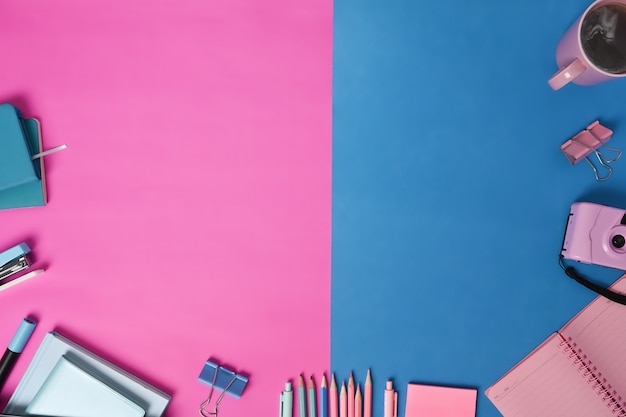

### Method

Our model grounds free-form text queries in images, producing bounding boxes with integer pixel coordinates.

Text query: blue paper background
[331,0,626,416]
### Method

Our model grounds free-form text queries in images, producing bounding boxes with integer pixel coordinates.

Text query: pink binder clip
[560,120,622,181]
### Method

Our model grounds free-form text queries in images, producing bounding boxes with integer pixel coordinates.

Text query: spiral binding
[559,336,626,416]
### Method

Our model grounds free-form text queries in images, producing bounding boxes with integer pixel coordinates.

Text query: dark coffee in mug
[581,3,626,73]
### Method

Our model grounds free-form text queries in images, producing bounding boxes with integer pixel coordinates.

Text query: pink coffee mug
[549,0,626,90]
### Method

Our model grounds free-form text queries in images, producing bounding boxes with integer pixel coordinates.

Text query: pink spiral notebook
[486,275,626,416]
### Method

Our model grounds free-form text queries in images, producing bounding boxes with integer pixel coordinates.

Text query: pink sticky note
[405,383,477,417]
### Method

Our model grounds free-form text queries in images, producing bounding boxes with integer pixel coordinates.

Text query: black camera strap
[560,256,626,305]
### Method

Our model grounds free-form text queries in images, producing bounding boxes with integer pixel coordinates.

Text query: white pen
[383,381,397,417]
[281,381,293,417]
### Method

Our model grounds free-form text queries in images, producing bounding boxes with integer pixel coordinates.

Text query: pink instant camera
[561,202,626,270]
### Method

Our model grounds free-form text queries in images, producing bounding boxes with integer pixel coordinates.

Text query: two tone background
[2,1,625,416]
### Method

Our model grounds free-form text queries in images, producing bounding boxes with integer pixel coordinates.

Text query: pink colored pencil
[348,373,355,417]
[340,381,347,417]
[330,374,338,417]
[364,370,372,417]
[355,384,362,417]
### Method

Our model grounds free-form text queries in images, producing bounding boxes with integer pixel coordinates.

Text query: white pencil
[0,269,44,292]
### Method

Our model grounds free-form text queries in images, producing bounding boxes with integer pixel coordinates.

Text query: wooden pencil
[355,384,362,417]
[330,374,338,417]
[364,370,372,417]
[348,373,355,417]
[340,381,347,417]
[299,374,307,417]
[320,374,328,417]
[309,376,317,417]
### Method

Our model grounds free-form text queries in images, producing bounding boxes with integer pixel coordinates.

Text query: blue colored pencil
[309,377,317,417]
[299,374,307,417]
[320,374,328,417]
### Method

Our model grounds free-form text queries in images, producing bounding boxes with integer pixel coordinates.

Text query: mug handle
[548,58,586,90]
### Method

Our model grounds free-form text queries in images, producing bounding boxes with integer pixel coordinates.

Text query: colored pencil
[347,373,355,417]
[321,374,328,417]
[355,384,362,417]
[330,374,338,417]
[364,370,372,417]
[299,374,307,417]
[340,381,347,417]
[309,376,317,417]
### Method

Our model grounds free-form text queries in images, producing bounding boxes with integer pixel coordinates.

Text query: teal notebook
[0,104,38,192]
[0,118,46,210]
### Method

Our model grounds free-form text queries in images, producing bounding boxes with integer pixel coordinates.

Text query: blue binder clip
[198,359,248,417]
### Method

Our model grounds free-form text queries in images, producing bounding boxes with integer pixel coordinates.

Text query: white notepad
[26,356,145,417]
[4,332,170,417]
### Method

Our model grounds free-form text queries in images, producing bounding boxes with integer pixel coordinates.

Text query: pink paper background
[0,1,332,415]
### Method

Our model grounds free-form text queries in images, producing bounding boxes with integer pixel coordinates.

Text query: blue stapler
[0,243,32,282]
[0,243,42,292]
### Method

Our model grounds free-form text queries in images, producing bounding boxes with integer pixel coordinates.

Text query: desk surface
[332,0,626,416]
[0,1,332,416]
[4,0,626,416]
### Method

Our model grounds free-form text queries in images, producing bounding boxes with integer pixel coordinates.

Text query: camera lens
[613,235,626,249]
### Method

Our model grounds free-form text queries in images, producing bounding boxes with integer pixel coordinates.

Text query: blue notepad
[0,104,38,193]
[0,117,46,210]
